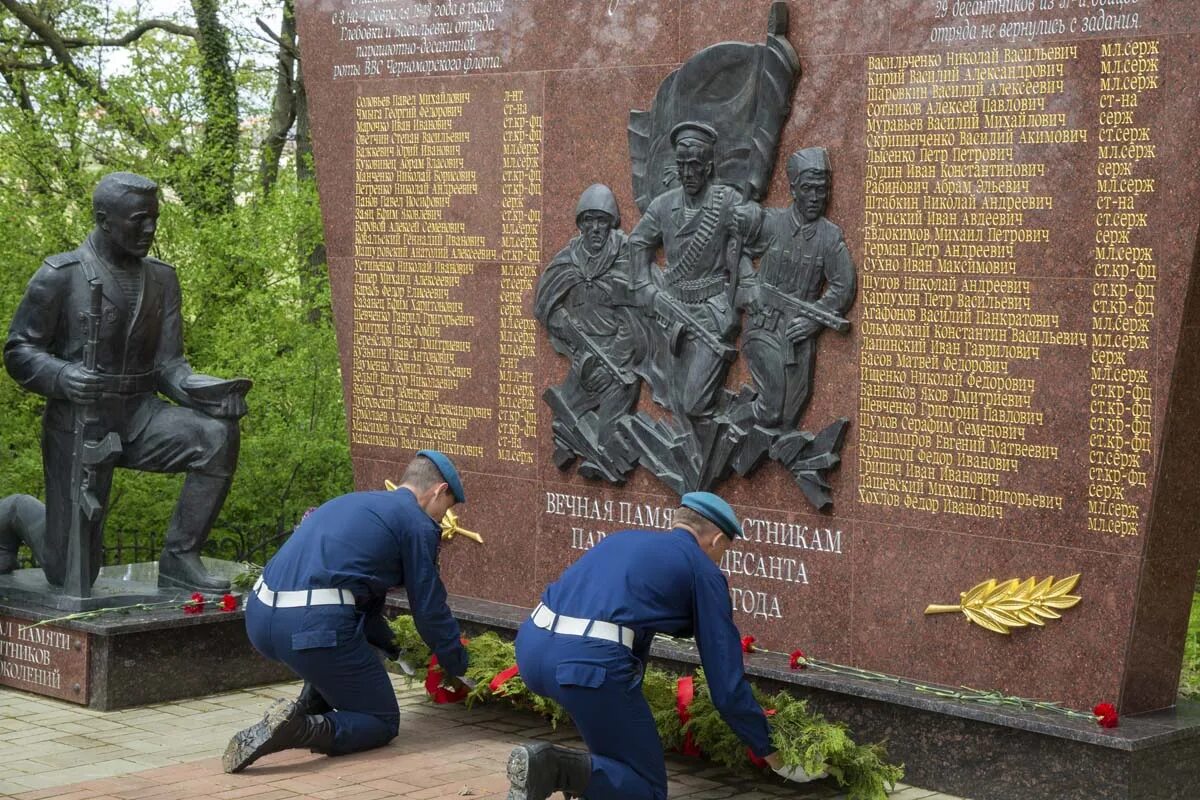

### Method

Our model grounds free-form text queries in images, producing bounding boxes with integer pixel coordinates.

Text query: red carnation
[219,594,239,612]
[790,649,807,670]
[1093,702,1119,728]
[741,635,756,653]
[183,592,205,615]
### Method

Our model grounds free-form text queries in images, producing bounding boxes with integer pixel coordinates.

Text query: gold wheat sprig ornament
[924,574,1082,634]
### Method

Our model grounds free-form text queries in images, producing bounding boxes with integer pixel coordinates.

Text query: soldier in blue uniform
[222,450,470,773]
[506,492,784,800]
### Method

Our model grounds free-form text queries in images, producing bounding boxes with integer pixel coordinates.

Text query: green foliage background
[1179,594,1200,700]
[0,1,352,566]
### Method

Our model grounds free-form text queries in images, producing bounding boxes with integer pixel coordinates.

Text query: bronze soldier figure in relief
[536,184,642,483]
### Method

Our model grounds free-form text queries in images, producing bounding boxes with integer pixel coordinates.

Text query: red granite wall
[297,0,1200,713]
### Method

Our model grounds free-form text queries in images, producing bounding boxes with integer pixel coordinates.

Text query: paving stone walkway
[0,678,967,800]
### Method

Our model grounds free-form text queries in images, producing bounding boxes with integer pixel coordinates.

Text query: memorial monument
[296,0,1200,795]
[0,172,251,599]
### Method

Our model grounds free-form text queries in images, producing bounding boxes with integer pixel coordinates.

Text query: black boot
[158,550,230,593]
[222,699,336,773]
[506,742,591,800]
[158,472,233,592]
[0,494,47,575]
[296,681,332,715]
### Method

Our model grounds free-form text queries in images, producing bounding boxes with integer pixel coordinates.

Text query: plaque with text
[297,0,1200,714]
[0,614,89,703]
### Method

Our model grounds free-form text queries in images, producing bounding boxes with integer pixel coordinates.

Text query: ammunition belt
[661,186,728,287]
[671,275,725,304]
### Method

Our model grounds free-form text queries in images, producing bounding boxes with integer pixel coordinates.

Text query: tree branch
[1,19,199,49]
[0,0,162,148]
[0,60,35,112]
[255,15,297,60]
[0,57,53,70]
[61,19,198,47]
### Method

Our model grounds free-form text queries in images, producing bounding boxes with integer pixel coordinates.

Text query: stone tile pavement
[0,678,968,800]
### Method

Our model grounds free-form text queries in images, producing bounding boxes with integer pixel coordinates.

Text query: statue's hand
[785,315,822,343]
[579,355,614,394]
[58,364,105,404]
[738,283,763,315]
[730,205,750,236]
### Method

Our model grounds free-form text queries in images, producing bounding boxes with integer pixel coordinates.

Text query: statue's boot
[158,472,232,593]
[0,494,47,575]
[506,742,591,800]
[222,699,335,773]
[296,681,332,715]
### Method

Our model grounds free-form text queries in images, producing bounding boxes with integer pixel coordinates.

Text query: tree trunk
[295,52,327,324]
[258,0,297,196]
[189,0,239,214]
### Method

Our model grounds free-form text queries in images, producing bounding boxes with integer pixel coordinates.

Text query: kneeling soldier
[223,450,471,772]
[507,492,783,800]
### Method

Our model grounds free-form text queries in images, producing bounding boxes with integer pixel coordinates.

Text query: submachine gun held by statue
[758,283,850,365]
[567,318,637,387]
[652,290,738,364]
[65,279,124,596]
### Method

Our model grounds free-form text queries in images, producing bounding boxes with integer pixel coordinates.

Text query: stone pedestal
[0,559,292,709]
[389,592,1200,800]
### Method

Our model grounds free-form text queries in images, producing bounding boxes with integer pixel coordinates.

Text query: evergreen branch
[388,616,904,800]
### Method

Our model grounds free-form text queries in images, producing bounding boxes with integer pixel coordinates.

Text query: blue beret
[680,492,741,539]
[416,449,466,503]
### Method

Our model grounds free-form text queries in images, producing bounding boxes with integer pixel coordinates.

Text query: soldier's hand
[580,357,614,393]
[446,674,476,693]
[730,204,754,237]
[773,763,828,784]
[785,316,822,343]
[58,364,105,404]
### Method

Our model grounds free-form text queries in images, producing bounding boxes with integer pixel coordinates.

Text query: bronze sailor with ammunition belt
[628,122,754,421]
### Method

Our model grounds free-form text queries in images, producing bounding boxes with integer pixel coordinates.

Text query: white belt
[253,577,356,609]
[531,603,634,649]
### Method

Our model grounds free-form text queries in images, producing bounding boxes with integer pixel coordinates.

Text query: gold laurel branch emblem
[439,509,484,544]
[383,479,484,544]
[924,574,1082,635]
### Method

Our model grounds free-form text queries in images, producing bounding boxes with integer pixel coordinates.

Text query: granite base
[387,593,1200,800]
[0,556,244,611]
[0,568,181,612]
[0,559,292,709]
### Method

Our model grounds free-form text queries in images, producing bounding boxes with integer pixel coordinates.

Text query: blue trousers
[515,621,666,800]
[245,594,399,754]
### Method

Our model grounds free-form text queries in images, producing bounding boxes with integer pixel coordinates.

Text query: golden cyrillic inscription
[350,90,491,457]
[860,47,1087,521]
